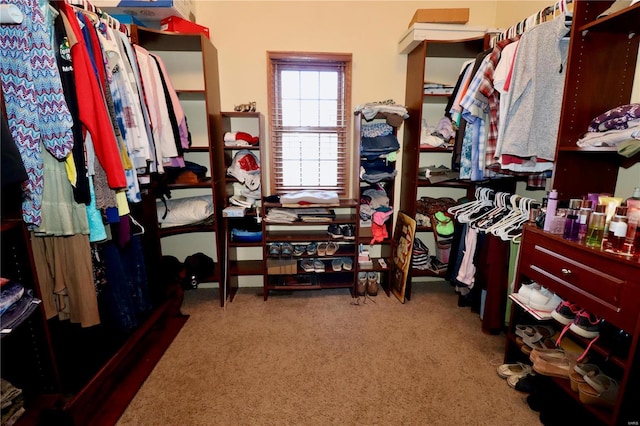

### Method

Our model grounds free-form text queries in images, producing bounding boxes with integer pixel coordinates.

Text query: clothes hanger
[449,187,494,223]
[490,196,531,240]
[129,214,145,236]
[485,194,523,235]
[471,192,512,231]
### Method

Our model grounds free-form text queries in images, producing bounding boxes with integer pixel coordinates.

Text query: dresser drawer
[519,226,640,334]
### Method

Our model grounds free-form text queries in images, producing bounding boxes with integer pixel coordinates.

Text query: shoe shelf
[508,294,553,321]
[506,225,640,426]
[358,257,390,272]
[261,202,358,300]
[228,260,263,276]
[158,223,216,237]
[266,273,354,292]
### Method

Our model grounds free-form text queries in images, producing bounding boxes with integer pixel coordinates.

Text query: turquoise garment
[87,176,108,243]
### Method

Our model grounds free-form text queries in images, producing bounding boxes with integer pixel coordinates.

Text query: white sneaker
[517,281,541,304]
[528,287,562,312]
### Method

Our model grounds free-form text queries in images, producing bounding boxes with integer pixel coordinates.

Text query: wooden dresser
[506,225,640,425]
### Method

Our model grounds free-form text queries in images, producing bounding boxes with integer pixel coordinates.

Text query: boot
[357,272,367,296]
[367,272,379,296]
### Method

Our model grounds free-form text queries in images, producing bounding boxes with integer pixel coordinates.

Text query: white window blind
[268,52,352,195]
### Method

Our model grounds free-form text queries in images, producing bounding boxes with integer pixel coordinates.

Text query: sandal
[570,363,601,392]
[326,241,338,256]
[497,362,532,379]
[578,374,619,408]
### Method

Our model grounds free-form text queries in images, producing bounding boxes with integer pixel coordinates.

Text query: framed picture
[390,212,416,303]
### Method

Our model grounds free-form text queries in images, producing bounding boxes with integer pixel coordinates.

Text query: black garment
[1,102,28,218]
[54,13,90,204]
[150,54,183,157]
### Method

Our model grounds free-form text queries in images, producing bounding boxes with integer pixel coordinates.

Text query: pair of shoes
[357,272,367,296]
[578,373,619,408]
[530,349,575,379]
[528,286,562,312]
[366,272,378,296]
[268,243,281,257]
[496,362,532,379]
[281,243,293,256]
[327,224,356,240]
[554,307,601,362]
[569,363,601,393]
[514,324,556,355]
[516,281,541,304]
[551,300,582,325]
[300,259,315,272]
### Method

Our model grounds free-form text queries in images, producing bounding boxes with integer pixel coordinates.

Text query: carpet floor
[117,281,542,425]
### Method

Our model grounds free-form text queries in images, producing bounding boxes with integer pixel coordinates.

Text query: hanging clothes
[0,0,74,227]
[500,14,570,163]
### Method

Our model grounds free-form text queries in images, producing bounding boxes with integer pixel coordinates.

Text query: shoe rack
[261,200,359,300]
[399,27,491,298]
[505,225,640,425]
[354,112,401,297]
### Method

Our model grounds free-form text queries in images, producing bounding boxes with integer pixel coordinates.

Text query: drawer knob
[561,268,572,276]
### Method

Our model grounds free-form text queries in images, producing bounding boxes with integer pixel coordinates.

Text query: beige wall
[195,0,639,197]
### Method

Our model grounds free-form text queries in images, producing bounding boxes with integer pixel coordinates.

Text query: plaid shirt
[474,38,519,171]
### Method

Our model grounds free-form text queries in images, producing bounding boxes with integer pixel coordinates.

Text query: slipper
[570,363,601,392]
[532,353,573,379]
[497,362,532,379]
[317,242,327,256]
[326,241,338,256]
[579,374,619,408]
[521,338,556,355]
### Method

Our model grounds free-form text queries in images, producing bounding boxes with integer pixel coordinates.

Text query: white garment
[500,15,570,161]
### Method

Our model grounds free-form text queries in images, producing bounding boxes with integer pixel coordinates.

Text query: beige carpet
[117,281,542,425]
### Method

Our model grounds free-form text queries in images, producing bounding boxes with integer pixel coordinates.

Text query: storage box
[267,259,297,275]
[408,8,469,27]
[93,0,195,23]
[161,15,210,38]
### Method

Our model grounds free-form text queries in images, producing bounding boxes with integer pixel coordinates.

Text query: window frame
[267,51,353,197]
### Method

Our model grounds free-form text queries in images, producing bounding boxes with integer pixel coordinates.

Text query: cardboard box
[93,0,195,23]
[161,15,210,38]
[267,259,297,275]
[408,8,469,27]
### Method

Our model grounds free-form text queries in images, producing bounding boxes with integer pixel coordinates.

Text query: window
[267,52,352,196]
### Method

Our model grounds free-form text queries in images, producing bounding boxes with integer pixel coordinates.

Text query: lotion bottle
[543,189,558,232]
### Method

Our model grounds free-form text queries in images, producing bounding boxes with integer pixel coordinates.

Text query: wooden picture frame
[390,212,416,303]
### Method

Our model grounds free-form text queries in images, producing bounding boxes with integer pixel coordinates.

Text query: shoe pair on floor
[356,272,378,296]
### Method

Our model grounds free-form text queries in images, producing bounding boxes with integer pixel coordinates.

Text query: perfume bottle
[577,199,593,242]
[563,199,581,241]
[605,206,628,253]
[586,204,607,249]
